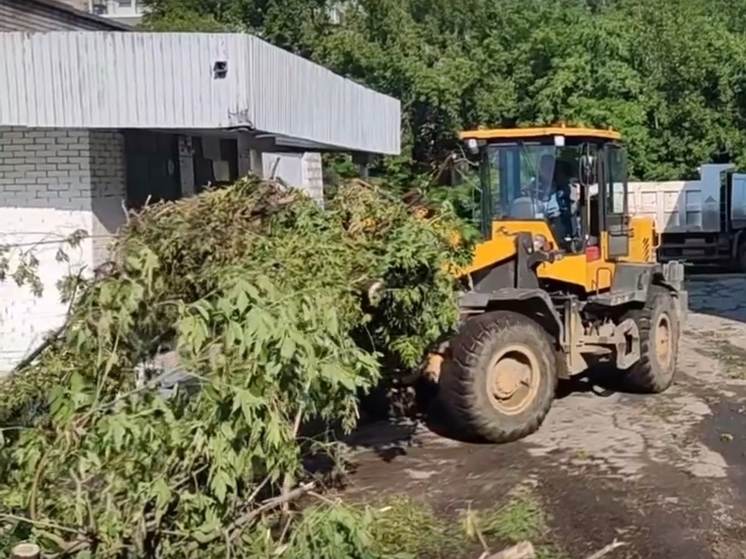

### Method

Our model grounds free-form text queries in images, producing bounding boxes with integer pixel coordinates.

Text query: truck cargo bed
[627,164,733,235]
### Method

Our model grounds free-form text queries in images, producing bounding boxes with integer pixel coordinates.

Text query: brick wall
[0,127,126,373]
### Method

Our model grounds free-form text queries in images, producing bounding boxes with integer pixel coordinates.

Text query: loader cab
[461,126,630,261]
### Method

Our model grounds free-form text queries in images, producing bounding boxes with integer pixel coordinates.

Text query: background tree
[142,0,746,181]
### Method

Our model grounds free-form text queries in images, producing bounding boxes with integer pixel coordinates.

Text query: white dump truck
[627,163,746,269]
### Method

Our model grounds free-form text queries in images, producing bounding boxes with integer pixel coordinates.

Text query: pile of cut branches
[0,176,472,558]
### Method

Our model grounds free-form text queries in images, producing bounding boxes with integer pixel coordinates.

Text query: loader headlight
[532,234,547,252]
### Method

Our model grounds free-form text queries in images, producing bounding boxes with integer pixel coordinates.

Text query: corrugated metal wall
[0,0,122,31]
[0,32,401,155]
[248,38,401,157]
[0,33,253,129]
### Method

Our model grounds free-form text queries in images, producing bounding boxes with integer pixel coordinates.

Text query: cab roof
[459,126,621,142]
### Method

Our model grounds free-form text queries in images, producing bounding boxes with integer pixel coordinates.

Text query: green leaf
[99,281,116,306]
[320,362,357,391]
[225,320,243,348]
[152,477,172,513]
[108,419,126,450]
[104,351,119,375]
[279,334,296,361]
[69,371,86,395]
[49,386,70,420]
[220,422,234,440]
[235,289,250,315]
[233,388,261,423]
[210,469,231,503]
[193,300,212,322]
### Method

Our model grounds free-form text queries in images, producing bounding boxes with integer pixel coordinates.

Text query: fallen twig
[0,514,81,536]
[584,539,626,559]
[269,156,281,180]
[226,481,316,542]
[120,199,131,224]
[427,152,455,188]
[481,541,535,559]
[281,406,305,514]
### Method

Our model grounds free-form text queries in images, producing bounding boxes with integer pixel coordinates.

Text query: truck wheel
[621,286,679,393]
[439,310,557,443]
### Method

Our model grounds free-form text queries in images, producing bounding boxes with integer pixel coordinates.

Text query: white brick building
[0,128,126,368]
[0,30,401,374]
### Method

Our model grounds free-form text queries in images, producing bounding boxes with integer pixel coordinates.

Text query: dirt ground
[343,275,746,559]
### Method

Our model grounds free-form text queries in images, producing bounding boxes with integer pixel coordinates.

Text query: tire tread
[622,286,679,393]
[440,310,557,443]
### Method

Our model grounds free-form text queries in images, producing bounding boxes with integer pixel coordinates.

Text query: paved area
[345,275,746,559]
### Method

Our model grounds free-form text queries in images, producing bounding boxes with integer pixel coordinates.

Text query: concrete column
[250,150,263,176]
[177,135,196,197]
[237,133,264,178]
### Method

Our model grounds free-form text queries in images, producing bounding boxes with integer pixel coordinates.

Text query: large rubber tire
[439,310,558,443]
[620,286,680,393]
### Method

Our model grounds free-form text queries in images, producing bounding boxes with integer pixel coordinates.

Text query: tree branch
[584,539,626,559]
[479,541,535,559]
[226,481,315,543]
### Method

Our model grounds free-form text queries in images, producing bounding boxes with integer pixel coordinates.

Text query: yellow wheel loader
[430,125,688,443]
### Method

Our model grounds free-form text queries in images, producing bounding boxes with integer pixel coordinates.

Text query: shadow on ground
[348,369,635,469]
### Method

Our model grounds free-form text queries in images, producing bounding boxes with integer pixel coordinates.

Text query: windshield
[487,144,585,217]
[484,143,595,250]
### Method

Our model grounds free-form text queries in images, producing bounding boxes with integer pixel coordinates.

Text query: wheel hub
[487,345,540,416]
[655,313,672,369]
[493,359,527,398]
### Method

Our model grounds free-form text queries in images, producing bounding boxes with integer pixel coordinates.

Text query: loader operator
[537,154,578,251]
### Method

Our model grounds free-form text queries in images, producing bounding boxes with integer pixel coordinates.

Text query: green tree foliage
[143,0,746,180]
[0,178,471,558]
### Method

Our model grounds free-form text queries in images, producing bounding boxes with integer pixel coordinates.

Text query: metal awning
[0,32,401,155]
